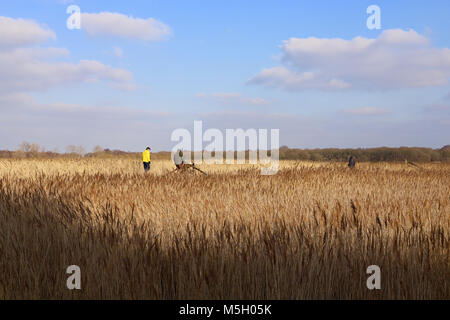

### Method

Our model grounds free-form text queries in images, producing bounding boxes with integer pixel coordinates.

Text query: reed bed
[0,158,448,299]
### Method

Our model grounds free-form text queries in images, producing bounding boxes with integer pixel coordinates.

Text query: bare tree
[18,142,43,155]
[93,145,104,153]
[66,145,86,156]
[29,143,41,154]
[18,142,31,153]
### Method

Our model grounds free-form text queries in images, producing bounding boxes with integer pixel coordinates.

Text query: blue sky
[0,0,449,152]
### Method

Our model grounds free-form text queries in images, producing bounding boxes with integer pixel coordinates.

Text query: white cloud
[342,107,390,115]
[0,16,56,48]
[248,67,351,91]
[0,47,133,94]
[81,12,171,41]
[0,16,157,151]
[249,29,450,91]
[0,17,135,95]
[196,92,269,106]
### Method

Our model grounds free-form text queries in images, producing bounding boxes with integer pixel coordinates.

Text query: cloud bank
[81,12,172,41]
[0,16,56,48]
[0,15,165,151]
[249,29,450,91]
[0,16,135,95]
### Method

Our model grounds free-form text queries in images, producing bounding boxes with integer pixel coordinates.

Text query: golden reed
[0,158,448,299]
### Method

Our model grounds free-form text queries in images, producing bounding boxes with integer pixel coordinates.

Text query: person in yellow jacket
[142,147,151,172]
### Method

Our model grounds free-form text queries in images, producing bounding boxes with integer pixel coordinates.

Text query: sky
[0,0,449,152]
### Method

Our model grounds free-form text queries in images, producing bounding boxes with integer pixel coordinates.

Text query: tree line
[1,142,449,162]
[277,146,450,162]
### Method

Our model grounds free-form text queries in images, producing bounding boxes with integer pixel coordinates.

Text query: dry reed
[0,159,448,299]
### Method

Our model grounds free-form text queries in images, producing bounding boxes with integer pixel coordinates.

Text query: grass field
[0,158,448,299]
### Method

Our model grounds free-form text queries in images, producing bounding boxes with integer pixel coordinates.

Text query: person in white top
[174,149,185,170]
